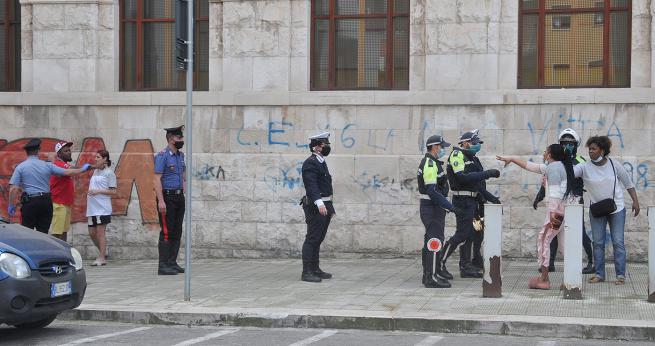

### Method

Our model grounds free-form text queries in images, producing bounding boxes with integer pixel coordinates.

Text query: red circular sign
[427,238,442,252]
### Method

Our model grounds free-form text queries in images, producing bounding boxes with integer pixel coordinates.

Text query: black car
[0,217,86,328]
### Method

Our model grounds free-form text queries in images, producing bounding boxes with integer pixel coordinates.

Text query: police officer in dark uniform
[300,132,335,283]
[441,130,501,279]
[154,126,186,275]
[8,139,90,233]
[534,128,594,274]
[417,135,463,288]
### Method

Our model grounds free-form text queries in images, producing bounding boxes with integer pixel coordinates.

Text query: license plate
[51,281,72,298]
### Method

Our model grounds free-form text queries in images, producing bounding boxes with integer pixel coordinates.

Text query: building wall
[1,0,654,261]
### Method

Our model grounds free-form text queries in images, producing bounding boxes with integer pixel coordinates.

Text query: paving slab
[61,259,655,340]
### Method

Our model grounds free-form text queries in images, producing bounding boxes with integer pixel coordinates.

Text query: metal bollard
[483,204,502,298]
[562,203,583,300]
[648,207,655,302]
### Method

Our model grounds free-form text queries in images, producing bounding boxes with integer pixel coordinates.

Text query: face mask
[563,143,575,154]
[437,148,447,158]
[592,155,604,163]
[320,144,331,157]
[468,143,481,153]
[174,141,185,150]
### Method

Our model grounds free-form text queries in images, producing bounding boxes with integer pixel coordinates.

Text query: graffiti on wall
[527,113,625,155]
[238,121,396,152]
[0,137,159,224]
[193,163,225,181]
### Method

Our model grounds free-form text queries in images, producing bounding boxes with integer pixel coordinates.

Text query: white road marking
[414,335,444,346]
[58,326,152,346]
[288,330,338,346]
[537,341,557,346]
[172,328,240,346]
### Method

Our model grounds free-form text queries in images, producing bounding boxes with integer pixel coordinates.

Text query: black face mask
[174,141,185,150]
[320,144,331,157]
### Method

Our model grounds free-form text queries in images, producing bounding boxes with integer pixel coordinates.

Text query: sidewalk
[62,258,655,341]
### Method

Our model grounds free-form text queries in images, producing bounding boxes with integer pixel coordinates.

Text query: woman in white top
[573,136,639,285]
[86,150,117,266]
[497,144,576,289]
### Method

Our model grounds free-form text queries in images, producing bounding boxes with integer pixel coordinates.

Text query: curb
[60,307,655,341]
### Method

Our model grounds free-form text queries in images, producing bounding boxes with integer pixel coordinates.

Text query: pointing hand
[80,163,91,172]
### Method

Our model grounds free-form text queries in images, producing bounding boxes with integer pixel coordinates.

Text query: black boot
[301,261,322,282]
[582,262,595,274]
[423,250,451,288]
[439,241,457,280]
[168,240,185,273]
[314,260,332,279]
[158,241,178,275]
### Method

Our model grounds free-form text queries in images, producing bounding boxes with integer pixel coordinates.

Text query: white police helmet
[558,128,580,144]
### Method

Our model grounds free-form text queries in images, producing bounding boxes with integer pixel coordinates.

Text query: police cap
[426,135,450,148]
[309,131,330,147]
[458,129,483,144]
[23,138,41,150]
[165,125,184,137]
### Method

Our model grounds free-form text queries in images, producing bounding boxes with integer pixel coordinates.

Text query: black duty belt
[163,189,183,195]
[452,191,479,198]
[26,192,51,198]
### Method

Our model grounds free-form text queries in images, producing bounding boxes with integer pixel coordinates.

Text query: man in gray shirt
[8,138,90,233]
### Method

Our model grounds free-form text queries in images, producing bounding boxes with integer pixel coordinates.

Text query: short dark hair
[25,148,39,156]
[585,135,612,156]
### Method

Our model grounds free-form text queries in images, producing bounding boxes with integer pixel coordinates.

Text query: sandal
[588,276,604,283]
[614,277,625,285]
[91,259,107,266]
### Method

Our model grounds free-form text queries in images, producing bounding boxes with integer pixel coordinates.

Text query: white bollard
[562,203,583,300]
[483,204,502,298]
[648,207,655,302]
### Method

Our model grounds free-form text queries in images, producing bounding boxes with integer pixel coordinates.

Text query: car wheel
[13,314,58,329]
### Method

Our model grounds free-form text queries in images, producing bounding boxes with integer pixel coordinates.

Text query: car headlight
[70,247,83,271]
[0,253,32,279]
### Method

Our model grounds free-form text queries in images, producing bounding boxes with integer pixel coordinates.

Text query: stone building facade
[0,0,654,261]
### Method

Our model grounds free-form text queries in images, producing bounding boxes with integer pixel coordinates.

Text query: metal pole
[648,207,655,302]
[482,204,502,298]
[562,203,583,300]
[184,0,194,302]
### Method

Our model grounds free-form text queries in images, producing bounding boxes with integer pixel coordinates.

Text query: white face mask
[592,155,604,163]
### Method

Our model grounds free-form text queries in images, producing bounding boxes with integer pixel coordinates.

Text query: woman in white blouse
[573,136,639,285]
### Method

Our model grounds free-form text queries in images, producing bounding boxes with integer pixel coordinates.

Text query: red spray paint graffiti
[0,137,158,225]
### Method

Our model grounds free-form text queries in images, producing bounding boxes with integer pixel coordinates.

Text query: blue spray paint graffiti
[623,161,653,191]
[263,160,304,192]
[527,114,624,154]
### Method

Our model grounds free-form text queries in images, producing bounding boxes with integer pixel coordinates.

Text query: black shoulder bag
[589,158,617,218]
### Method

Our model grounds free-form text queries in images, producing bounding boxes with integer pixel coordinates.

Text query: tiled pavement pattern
[79,258,654,321]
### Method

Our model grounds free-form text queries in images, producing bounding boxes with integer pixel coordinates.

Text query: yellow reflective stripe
[449,151,465,173]
[575,155,586,164]
[422,158,438,184]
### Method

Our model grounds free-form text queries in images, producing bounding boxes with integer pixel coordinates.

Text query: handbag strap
[608,158,617,199]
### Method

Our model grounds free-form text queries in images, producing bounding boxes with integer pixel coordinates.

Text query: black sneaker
[582,263,595,274]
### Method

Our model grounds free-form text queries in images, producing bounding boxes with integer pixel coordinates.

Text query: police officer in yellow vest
[418,135,464,288]
[441,129,501,279]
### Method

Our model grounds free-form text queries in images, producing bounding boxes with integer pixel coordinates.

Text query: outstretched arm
[496,156,545,174]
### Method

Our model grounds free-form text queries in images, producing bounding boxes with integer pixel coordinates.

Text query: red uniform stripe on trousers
[160,211,169,241]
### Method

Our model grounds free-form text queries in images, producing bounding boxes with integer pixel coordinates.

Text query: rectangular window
[311,0,409,90]
[0,0,20,91]
[120,0,208,91]
[518,0,631,88]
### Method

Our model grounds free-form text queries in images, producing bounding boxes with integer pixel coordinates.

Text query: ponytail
[548,143,575,199]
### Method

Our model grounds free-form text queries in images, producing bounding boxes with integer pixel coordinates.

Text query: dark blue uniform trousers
[302,201,334,262]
